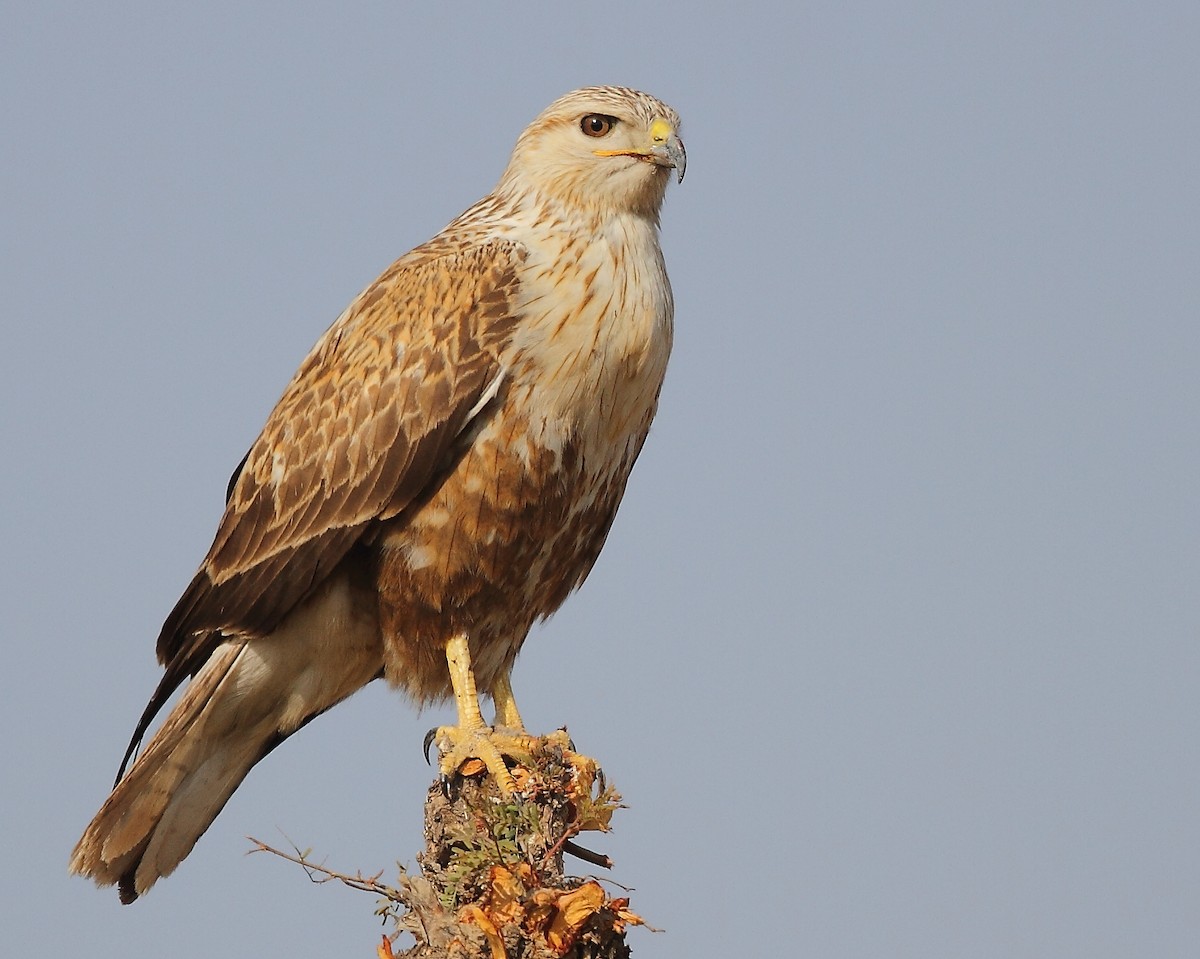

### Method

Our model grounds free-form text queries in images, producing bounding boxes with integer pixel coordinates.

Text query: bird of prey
[69,86,685,903]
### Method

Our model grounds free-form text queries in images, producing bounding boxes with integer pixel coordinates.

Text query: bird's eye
[580,114,616,138]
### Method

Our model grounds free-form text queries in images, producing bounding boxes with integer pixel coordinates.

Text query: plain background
[3,3,1198,956]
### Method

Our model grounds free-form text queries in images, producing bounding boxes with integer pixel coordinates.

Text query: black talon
[423,728,438,765]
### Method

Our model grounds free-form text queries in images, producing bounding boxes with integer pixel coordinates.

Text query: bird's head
[499,86,685,220]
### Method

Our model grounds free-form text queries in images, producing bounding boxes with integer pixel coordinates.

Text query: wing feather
[143,239,524,718]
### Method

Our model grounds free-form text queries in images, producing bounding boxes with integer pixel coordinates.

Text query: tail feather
[70,574,383,902]
[71,607,379,902]
[70,642,263,901]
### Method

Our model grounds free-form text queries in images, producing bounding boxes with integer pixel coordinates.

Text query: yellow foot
[427,724,538,796]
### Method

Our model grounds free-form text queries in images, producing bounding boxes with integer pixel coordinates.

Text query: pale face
[501,86,685,217]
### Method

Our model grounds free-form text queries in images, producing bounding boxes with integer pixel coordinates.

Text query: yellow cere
[649,118,674,143]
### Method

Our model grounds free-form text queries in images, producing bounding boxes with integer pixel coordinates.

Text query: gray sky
[4,3,1198,956]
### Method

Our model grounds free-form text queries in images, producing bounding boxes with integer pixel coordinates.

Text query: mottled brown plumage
[70,86,684,902]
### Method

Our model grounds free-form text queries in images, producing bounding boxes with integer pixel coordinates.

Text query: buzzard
[69,86,685,903]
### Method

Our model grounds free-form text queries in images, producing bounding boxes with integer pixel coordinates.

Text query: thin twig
[247,836,402,901]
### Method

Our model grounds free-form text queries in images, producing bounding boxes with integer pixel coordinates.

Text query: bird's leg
[491,670,525,730]
[432,635,533,796]
[491,671,573,754]
[446,632,487,730]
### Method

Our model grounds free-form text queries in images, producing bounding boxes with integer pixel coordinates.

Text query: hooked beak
[649,117,686,183]
[593,117,687,183]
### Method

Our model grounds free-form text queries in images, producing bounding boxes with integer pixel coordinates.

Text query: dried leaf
[510,765,532,791]
[377,935,395,959]
[575,801,615,832]
[522,888,558,937]
[545,881,604,955]
[483,865,526,926]
[609,897,645,932]
[462,904,507,959]
[515,862,537,888]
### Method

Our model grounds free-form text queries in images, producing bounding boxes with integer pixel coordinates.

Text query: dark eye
[580,114,616,138]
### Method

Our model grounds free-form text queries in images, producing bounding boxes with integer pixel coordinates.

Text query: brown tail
[70,574,383,902]
[70,633,383,902]
[69,643,277,901]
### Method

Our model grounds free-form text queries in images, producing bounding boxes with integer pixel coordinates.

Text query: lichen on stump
[379,731,646,959]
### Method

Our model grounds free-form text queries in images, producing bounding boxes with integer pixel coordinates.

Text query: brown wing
[118,239,525,779]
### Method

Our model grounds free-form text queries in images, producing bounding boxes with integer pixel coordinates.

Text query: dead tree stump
[377,731,646,959]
